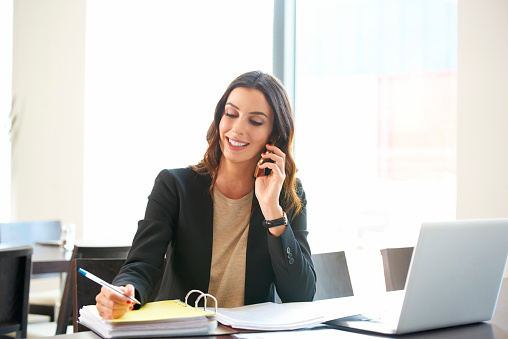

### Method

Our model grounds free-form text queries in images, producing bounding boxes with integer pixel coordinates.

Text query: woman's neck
[215,159,256,199]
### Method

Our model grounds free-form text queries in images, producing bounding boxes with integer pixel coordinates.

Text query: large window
[294,0,457,293]
[83,0,274,240]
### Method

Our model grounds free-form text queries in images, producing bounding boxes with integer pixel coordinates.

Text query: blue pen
[78,268,140,304]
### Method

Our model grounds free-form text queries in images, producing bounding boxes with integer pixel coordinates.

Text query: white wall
[457,0,508,276]
[457,0,508,219]
[11,0,85,233]
[0,1,13,221]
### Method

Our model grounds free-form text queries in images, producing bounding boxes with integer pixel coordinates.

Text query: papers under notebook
[216,297,363,331]
[78,300,217,338]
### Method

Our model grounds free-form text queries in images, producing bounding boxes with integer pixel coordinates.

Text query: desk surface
[51,278,508,339]
[0,243,72,274]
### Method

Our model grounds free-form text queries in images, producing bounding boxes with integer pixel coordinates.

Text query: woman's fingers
[260,144,286,177]
[95,285,135,319]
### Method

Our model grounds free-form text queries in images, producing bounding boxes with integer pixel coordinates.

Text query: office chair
[380,247,414,291]
[312,251,354,300]
[0,220,62,321]
[0,220,62,247]
[0,245,33,339]
[55,244,131,335]
[72,258,126,332]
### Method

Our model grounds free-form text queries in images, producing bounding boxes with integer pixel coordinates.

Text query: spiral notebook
[78,290,221,338]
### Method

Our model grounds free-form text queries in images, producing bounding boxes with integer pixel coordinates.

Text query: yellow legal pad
[78,300,217,338]
[102,300,214,323]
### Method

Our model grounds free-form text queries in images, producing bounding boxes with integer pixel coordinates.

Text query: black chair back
[312,251,354,300]
[73,258,126,332]
[0,220,63,322]
[55,244,131,335]
[0,245,33,338]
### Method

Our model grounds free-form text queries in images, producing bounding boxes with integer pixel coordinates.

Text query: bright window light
[294,0,457,294]
[84,0,274,241]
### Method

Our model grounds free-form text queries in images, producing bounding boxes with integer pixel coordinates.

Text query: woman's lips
[226,137,249,149]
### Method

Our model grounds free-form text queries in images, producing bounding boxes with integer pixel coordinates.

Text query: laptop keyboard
[360,291,405,325]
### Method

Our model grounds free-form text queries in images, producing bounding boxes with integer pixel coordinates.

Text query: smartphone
[253,139,278,178]
[253,151,274,178]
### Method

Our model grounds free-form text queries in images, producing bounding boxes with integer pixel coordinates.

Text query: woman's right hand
[95,284,136,319]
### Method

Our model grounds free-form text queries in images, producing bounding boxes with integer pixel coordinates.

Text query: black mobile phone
[253,151,274,178]
[253,139,278,178]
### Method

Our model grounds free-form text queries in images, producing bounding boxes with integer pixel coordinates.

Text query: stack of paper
[79,300,217,338]
[216,297,364,331]
[216,302,324,331]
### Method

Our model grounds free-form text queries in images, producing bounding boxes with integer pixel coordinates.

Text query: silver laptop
[327,218,508,335]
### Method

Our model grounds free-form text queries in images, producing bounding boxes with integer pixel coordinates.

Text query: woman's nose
[232,118,247,135]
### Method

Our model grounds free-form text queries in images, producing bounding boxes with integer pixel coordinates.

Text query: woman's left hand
[255,143,286,233]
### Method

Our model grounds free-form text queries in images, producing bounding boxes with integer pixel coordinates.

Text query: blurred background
[1,0,507,297]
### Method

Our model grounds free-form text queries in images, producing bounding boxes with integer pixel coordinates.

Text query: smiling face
[219,87,274,169]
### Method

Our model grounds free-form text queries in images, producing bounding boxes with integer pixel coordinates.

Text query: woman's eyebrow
[225,102,239,110]
[250,112,269,118]
[226,102,268,118]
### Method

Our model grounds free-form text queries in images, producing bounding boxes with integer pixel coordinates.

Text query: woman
[96,71,316,319]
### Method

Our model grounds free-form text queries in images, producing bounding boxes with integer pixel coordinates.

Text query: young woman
[95,71,316,319]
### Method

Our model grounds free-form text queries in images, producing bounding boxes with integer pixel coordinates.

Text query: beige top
[208,187,252,308]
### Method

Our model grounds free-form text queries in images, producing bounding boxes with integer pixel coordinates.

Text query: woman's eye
[250,120,263,126]
[225,112,237,118]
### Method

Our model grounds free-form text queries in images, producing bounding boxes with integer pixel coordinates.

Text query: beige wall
[457,0,508,276]
[457,0,508,219]
[11,0,85,237]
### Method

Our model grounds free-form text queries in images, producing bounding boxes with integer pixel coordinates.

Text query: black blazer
[113,168,316,306]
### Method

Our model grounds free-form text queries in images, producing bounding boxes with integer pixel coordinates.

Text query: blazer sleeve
[266,180,316,302]
[112,169,178,305]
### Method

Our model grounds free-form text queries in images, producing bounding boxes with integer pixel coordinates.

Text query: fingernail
[126,300,132,304]
[267,143,271,146]
[129,305,134,310]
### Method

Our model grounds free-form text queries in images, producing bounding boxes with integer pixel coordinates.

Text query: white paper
[216,297,365,331]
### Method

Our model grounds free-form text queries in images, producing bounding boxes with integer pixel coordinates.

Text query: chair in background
[72,258,126,332]
[380,247,414,291]
[0,245,33,339]
[312,251,354,300]
[73,257,164,333]
[55,244,131,335]
[0,220,62,322]
[0,220,62,247]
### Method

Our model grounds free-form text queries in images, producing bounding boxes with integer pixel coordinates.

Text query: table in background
[32,244,72,275]
[52,278,508,339]
[0,243,72,275]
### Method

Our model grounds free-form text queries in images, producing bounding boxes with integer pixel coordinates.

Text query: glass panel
[84,0,274,240]
[295,0,457,293]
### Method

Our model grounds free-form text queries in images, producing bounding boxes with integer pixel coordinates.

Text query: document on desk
[216,296,363,331]
[78,299,219,338]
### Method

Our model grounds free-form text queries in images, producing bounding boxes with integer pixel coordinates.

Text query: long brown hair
[192,71,302,216]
